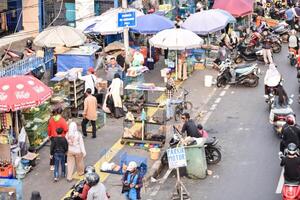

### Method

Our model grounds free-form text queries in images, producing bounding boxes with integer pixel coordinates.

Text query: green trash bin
[184,138,207,179]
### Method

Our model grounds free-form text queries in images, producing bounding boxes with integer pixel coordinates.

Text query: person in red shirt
[48,106,68,170]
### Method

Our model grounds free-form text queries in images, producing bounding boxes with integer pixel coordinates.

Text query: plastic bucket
[149,148,160,160]
[204,75,213,87]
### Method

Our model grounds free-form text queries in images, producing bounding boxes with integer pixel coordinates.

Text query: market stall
[0,75,52,184]
[122,83,166,147]
[149,28,203,80]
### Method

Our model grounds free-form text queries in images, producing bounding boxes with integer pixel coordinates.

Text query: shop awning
[212,0,253,17]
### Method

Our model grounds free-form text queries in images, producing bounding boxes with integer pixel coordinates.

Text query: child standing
[50,128,68,182]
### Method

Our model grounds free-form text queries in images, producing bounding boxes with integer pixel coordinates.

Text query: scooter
[269,95,295,136]
[270,33,282,53]
[234,43,264,63]
[282,181,300,200]
[216,59,260,88]
[270,22,290,43]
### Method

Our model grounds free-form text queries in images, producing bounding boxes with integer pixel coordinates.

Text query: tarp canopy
[212,0,253,17]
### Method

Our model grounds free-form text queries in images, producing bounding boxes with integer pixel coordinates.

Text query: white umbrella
[34,26,87,48]
[149,28,203,80]
[149,28,203,50]
[87,7,144,35]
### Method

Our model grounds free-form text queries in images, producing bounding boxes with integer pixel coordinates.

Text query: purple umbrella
[130,14,174,34]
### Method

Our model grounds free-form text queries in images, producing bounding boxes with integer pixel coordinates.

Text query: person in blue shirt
[286,8,296,29]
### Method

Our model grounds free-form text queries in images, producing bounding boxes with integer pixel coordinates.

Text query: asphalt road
[147,44,299,200]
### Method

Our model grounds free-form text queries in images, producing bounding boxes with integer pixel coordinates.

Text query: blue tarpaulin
[57,54,94,74]
[57,45,100,74]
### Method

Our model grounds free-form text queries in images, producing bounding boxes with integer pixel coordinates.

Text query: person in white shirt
[78,67,97,95]
[288,29,299,52]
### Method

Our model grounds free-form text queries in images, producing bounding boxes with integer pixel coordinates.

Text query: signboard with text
[167,147,187,169]
[117,11,136,28]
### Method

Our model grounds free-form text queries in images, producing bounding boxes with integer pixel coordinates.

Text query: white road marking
[276,168,284,194]
[219,91,226,96]
[224,85,230,90]
[201,111,213,125]
[210,104,217,111]
[214,97,221,104]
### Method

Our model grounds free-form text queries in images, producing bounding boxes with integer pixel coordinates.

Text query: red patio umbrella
[213,0,253,17]
[0,75,53,111]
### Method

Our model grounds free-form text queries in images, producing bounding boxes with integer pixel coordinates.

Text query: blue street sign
[118,11,136,28]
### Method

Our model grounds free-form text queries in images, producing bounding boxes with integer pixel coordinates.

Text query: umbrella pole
[175,50,178,81]
[15,112,19,138]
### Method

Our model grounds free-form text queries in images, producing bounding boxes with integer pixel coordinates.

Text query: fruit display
[23,102,51,148]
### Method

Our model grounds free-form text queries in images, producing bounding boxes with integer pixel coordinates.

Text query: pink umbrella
[0,75,53,111]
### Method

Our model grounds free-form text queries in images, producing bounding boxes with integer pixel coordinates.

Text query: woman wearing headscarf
[66,121,86,181]
[264,63,282,98]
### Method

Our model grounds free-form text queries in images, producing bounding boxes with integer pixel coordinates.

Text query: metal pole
[122,0,129,60]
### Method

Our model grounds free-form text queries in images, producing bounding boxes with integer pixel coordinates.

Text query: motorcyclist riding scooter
[280,143,300,199]
[280,118,300,153]
[264,63,282,106]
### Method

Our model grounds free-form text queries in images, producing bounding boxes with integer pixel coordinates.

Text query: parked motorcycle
[269,95,295,136]
[234,43,264,63]
[216,59,260,88]
[173,88,193,121]
[270,33,282,53]
[270,22,290,43]
[161,126,222,166]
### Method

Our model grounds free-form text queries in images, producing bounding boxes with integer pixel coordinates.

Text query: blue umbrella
[130,14,174,34]
[215,9,236,23]
[181,10,230,35]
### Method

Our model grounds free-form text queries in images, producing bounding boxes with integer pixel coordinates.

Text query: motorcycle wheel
[248,76,259,87]
[206,146,222,164]
[281,33,289,43]
[183,101,193,111]
[174,106,182,122]
[216,76,226,88]
[272,42,281,53]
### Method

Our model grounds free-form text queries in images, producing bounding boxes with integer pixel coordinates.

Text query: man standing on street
[165,71,177,121]
[82,88,98,138]
[105,57,123,86]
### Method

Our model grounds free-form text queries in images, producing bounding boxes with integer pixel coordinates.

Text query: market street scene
[3,0,300,200]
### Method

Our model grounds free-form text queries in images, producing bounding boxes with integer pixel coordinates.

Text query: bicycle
[173,87,193,121]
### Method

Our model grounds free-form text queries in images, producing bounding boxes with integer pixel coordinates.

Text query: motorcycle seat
[205,137,216,145]
[235,66,254,75]
[284,180,300,186]
[235,64,253,69]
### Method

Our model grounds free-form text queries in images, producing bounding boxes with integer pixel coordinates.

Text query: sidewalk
[22,61,219,200]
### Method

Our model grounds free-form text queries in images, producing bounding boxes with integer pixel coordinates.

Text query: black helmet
[287,143,298,156]
[26,39,33,48]
[197,124,203,130]
[84,165,95,174]
[85,172,99,187]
